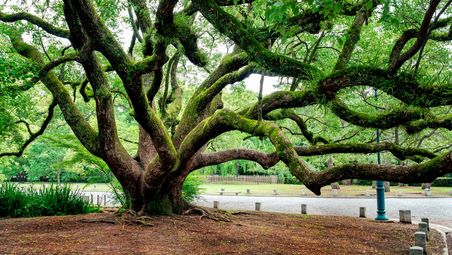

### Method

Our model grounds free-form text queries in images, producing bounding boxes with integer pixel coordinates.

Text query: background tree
[0,0,451,215]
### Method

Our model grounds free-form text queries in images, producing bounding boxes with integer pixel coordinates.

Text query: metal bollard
[255,202,261,211]
[418,222,428,241]
[409,246,423,255]
[420,218,430,231]
[359,207,366,218]
[414,231,426,251]
[399,210,412,223]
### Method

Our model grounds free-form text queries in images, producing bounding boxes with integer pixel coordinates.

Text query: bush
[0,183,99,218]
[353,179,373,186]
[0,183,26,217]
[432,178,452,187]
[182,173,203,202]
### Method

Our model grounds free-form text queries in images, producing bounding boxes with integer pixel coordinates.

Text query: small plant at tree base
[182,173,204,202]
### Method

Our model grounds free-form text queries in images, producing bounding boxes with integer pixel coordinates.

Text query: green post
[374,89,388,221]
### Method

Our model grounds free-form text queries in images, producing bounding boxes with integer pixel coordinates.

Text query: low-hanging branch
[304,152,452,195]
[191,141,437,171]
[179,109,452,196]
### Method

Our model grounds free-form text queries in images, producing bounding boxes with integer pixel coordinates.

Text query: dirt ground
[0,211,446,255]
[447,233,452,255]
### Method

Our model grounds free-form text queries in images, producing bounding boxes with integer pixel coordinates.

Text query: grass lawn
[199,183,452,197]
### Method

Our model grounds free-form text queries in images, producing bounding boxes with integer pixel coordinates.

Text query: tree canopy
[0,0,451,214]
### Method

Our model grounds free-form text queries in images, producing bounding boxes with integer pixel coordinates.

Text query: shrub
[0,182,26,217]
[353,179,373,186]
[432,178,452,187]
[182,173,203,202]
[0,183,99,218]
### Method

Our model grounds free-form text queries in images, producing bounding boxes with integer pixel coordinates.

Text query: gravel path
[195,195,452,229]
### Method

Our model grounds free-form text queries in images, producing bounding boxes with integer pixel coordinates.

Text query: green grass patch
[0,182,99,218]
[199,183,452,197]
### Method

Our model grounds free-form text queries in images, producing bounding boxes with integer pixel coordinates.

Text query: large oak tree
[1,0,451,214]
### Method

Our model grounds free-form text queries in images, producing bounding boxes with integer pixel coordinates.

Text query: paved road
[195,195,452,229]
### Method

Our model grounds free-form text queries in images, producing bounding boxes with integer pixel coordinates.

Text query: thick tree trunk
[123,173,189,215]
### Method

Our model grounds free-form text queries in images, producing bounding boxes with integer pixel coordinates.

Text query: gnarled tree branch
[0,99,57,158]
[0,11,70,38]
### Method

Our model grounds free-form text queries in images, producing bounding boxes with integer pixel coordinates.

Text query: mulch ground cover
[0,211,446,255]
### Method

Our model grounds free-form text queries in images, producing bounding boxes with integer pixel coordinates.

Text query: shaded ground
[447,233,452,255]
[0,211,445,255]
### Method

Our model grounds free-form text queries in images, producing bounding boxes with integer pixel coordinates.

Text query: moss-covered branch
[200,64,255,107]
[318,67,452,107]
[294,142,436,161]
[172,50,249,148]
[180,109,450,196]
[405,114,452,134]
[183,0,255,16]
[304,151,452,195]
[330,99,451,131]
[191,149,278,170]
[190,141,436,171]
[333,5,374,71]
[0,11,70,38]
[178,109,311,181]
[241,89,320,118]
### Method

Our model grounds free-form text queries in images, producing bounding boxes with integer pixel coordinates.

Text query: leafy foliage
[0,182,99,217]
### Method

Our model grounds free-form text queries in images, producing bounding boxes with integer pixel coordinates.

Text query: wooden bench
[219,191,241,196]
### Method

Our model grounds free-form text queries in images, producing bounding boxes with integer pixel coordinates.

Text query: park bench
[219,191,241,196]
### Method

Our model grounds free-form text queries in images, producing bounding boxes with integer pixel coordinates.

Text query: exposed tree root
[183,207,231,222]
[80,210,154,226]
[231,211,253,216]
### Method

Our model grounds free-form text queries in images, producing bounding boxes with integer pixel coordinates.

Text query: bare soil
[447,232,452,255]
[0,211,446,255]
